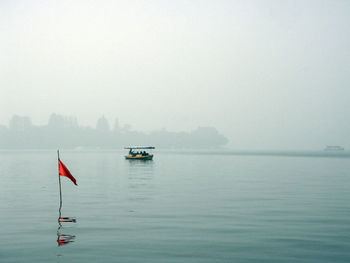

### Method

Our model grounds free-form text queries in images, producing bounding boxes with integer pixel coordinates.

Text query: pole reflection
[57,201,76,247]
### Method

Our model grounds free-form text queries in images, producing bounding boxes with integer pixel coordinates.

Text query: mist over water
[1,0,349,149]
[1,1,350,262]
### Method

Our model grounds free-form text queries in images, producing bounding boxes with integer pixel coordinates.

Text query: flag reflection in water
[57,216,77,246]
[57,233,76,246]
[59,217,76,223]
[57,202,77,246]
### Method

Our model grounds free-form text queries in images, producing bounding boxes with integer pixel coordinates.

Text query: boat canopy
[124,146,155,150]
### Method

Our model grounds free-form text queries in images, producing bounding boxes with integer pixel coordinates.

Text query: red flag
[59,160,77,186]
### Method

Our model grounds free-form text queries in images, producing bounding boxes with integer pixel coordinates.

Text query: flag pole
[57,150,62,210]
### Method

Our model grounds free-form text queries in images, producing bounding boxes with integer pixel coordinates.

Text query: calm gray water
[1,150,350,262]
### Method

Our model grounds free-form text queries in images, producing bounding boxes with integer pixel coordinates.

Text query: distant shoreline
[0,148,349,159]
[160,149,350,159]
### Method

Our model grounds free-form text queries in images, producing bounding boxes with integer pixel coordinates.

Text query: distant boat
[124,146,155,160]
[324,146,345,151]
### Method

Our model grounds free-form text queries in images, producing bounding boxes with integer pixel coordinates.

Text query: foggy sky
[1,0,349,149]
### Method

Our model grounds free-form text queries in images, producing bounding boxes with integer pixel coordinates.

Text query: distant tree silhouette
[96,116,110,132]
[113,118,120,132]
[0,114,229,149]
[9,115,32,131]
[48,113,65,129]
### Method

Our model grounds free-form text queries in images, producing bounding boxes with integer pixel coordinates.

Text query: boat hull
[125,154,153,160]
